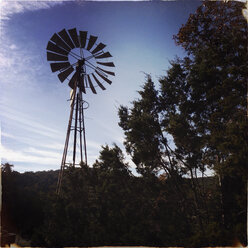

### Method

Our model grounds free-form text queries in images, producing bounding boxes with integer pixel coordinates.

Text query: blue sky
[0,0,203,173]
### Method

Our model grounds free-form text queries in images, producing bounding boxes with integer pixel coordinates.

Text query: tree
[94,144,131,175]
[92,145,133,245]
[2,163,14,174]
[119,78,159,176]
[118,76,183,178]
[159,0,247,244]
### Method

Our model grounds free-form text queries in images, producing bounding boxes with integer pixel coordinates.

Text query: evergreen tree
[159,0,247,244]
[118,76,181,178]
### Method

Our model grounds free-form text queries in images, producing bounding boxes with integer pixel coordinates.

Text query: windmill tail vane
[46,28,115,195]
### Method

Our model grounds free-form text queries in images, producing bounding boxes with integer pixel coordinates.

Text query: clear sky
[0,0,202,173]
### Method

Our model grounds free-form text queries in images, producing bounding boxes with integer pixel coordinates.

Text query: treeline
[1,1,247,246]
[0,161,228,247]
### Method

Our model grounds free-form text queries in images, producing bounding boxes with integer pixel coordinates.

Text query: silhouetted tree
[169,1,247,243]
[118,1,247,245]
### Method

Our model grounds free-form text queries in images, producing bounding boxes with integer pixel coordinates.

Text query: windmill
[46,28,115,194]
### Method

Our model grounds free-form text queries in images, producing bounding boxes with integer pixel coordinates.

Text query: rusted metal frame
[77,63,84,164]
[72,93,79,167]
[78,89,83,163]
[81,92,88,166]
[79,65,88,166]
[84,51,103,61]
[56,78,77,195]
[84,65,88,88]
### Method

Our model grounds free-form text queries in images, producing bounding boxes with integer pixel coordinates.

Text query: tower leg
[72,94,79,166]
[81,91,88,166]
[79,91,83,162]
[56,84,77,195]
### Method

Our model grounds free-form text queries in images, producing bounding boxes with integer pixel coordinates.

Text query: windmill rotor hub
[77,58,85,67]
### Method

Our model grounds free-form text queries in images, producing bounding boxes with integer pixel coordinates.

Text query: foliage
[170,1,247,243]
[1,160,218,247]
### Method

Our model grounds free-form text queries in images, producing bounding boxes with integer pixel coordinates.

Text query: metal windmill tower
[46,28,115,194]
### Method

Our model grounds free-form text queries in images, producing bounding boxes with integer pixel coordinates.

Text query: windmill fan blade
[50,62,70,72]
[92,73,106,90]
[68,28,80,48]
[95,70,112,85]
[91,43,106,54]
[95,52,112,59]
[96,61,115,67]
[87,35,97,51]
[47,41,69,56]
[79,31,87,48]
[50,33,71,51]
[97,67,115,76]
[87,75,97,94]
[47,52,68,61]
[58,66,74,82]
[68,71,78,89]
[58,29,75,49]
